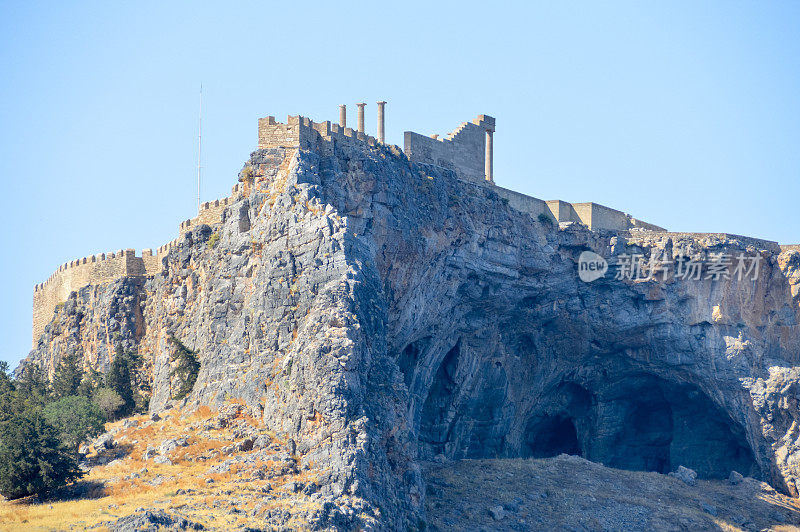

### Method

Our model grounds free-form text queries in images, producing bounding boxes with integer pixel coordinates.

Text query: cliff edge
[20,115,800,529]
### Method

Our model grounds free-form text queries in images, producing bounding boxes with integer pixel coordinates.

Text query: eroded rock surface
[22,136,800,528]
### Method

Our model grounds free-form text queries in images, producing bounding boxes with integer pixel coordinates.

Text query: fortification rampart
[178,189,241,234]
[490,186,666,232]
[33,108,669,348]
[258,115,383,152]
[32,182,244,347]
[404,115,495,184]
[32,249,153,347]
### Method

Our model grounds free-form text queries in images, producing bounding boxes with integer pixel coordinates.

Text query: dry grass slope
[0,403,337,531]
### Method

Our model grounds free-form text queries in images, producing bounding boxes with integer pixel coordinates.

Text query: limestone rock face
[23,277,146,376]
[22,137,800,527]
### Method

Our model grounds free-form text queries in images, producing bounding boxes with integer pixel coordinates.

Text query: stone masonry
[33,107,662,349]
[22,104,800,528]
[31,185,244,347]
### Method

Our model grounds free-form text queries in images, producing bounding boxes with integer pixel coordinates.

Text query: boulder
[95,433,115,450]
[109,509,204,531]
[669,466,697,486]
[158,437,188,456]
[488,506,506,521]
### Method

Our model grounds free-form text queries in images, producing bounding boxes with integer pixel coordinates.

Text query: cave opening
[418,342,461,459]
[520,375,760,479]
[414,342,760,480]
[397,338,429,389]
[524,415,581,458]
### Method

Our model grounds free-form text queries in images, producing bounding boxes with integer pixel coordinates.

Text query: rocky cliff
[22,135,800,529]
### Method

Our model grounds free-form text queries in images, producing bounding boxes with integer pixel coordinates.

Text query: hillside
[0,403,374,530]
[3,407,798,531]
[424,455,800,531]
[15,114,800,529]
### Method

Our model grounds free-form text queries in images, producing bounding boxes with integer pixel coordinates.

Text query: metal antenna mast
[197,83,202,213]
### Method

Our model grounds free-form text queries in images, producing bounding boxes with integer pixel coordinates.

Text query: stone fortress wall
[397,111,663,232]
[489,187,665,232]
[258,115,381,151]
[404,115,496,184]
[31,104,683,347]
[31,184,244,347]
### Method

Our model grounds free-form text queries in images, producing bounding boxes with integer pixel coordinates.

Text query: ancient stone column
[339,105,346,128]
[376,101,386,143]
[356,103,366,134]
[485,128,494,183]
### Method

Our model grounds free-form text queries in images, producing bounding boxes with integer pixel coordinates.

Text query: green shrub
[209,231,220,249]
[43,396,105,455]
[93,387,125,421]
[538,213,554,226]
[76,367,103,399]
[104,346,149,416]
[168,336,200,400]
[52,349,83,399]
[0,408,82,499]
[106,346,135,417]
[238,165,254,182]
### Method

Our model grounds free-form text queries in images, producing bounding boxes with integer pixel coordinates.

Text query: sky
[1,2,799,368]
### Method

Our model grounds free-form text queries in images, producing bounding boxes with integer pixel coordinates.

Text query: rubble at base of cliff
[4,404,799,530]
[0,404,380,531]
[16,128,800,529]
[423,456,800,531]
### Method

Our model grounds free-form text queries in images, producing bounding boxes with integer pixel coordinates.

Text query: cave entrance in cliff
[524,415,581,458]
[519,375,759,479]
[522,382,592,459]
[587,374,760,479]
[418,342,461,459]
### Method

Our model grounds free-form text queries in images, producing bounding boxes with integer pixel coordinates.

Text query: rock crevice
[22,138,800,526]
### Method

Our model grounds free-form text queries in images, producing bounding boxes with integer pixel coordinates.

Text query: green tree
[13,363,50,412]
[124,350,150,413]
[93,387,125,421]
[0,361,15,424]
[42,396,105,456]
[52,349,83,399]
[106,345,135,416]
[169,336,200,400]
[0,408,83,499]
[76,367,103,399]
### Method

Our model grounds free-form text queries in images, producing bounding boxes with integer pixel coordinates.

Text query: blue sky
[1,2,799,368]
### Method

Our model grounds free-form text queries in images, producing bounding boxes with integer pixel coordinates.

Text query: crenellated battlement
[33,106,668,349]
[31,248,159,349]
[31,181,246,347]
[34,248,151,294]
[259,110,497,186]
[258,115,382,151]
[178,187,241,234]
